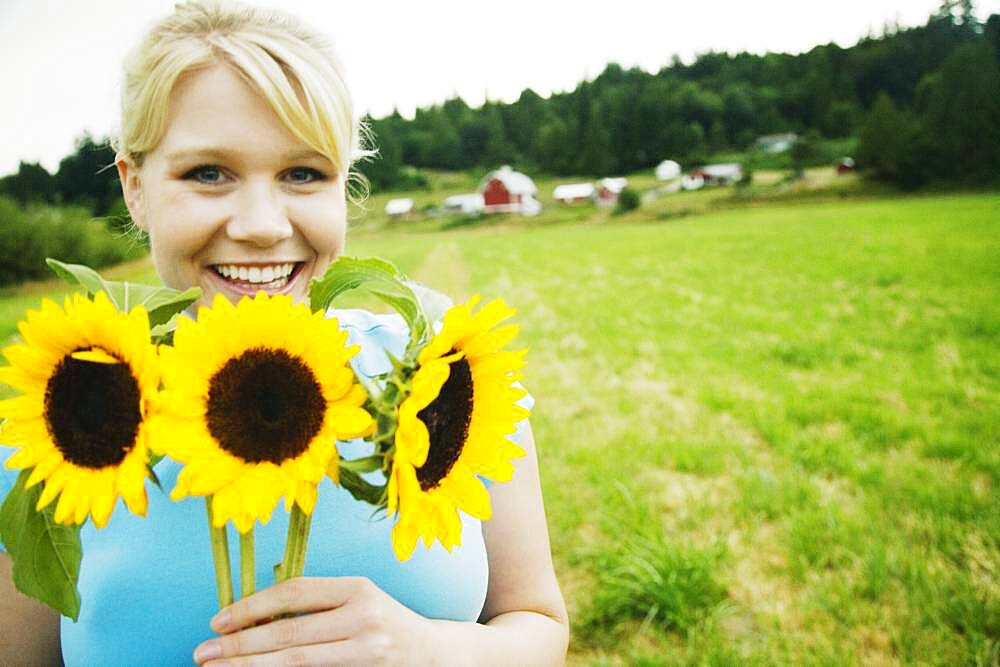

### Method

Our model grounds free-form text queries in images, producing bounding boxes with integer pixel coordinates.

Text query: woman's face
[117,63,347,312]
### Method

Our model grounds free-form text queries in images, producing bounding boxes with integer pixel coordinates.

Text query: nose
[225,178,293,247]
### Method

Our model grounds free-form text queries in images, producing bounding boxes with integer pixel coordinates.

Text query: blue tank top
[0,309,533,665]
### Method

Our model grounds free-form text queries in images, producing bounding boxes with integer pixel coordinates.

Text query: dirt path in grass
[410,240,471,301]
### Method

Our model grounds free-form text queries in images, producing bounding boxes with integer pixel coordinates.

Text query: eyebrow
[166,147,329,163]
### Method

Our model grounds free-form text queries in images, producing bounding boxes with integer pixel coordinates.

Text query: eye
[183,165,228,185]
[284,167,327,184]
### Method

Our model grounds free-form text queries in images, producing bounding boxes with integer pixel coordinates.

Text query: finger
[203,640,355,667]
[212,576,372,632]
[195,609,366,663]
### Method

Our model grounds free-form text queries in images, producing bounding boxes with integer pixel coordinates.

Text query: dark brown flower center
[206,347,326,464]
[416,355,473,491]
[45,353,142,469]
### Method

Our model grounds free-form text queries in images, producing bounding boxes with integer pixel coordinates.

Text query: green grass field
[2,189,998,664]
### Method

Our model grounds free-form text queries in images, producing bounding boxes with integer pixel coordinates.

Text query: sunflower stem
[205,498,234,610]
[279,503,312,583]
[239,528,256,599]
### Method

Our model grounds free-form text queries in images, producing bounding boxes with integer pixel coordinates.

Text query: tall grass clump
[614,188,641,215]
[577,485,727,644]
[0,195,146,286]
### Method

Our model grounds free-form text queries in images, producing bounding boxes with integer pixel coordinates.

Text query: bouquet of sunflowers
[0,257,528,619]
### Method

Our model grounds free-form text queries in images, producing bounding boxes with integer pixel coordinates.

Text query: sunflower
[152,293,374,533]
[0,291,159,528]
[387,295,530,560]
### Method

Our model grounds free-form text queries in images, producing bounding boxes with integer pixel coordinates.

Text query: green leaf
[146,465,163,493]
[338,468,387,508]
[46,258,201,328]
[339,456,382,474]
[46,258,107,294]
[308,257,428,355]
[0,470,82,621]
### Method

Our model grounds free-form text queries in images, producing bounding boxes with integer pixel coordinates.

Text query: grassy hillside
[346,192,1000,665]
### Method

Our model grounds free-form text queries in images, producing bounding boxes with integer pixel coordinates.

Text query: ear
[115,153,147,232]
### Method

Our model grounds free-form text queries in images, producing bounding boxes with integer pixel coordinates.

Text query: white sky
[1,0,997,175]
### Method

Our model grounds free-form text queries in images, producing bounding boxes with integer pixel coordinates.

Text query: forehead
[156,64,318,162]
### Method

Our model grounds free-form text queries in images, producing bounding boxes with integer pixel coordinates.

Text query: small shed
[655,159,681,181]
[681,174,705,191]
[479,166,541,215]
[384,197,414,218]
[691,163,743,186]
[553,183,595,204]
[444,193,484,215]
[595,177,628,207]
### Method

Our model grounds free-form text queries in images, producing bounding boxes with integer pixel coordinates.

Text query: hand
[193,576,431,666]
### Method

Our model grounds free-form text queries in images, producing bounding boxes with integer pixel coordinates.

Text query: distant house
[595,177,628,207]
[384,197,414,218]
[444,193,484,215]
[655,159,681,181]
[755,133,798,153]
[690,163,743,186]
[479,166,541,215]
[681,174,705,191]
[836,157,856,175]
[553,183,595,204]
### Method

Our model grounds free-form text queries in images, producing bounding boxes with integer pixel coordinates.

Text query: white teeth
[214,263,297,283]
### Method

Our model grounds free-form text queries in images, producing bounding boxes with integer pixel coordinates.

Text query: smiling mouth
[209,262,306,293]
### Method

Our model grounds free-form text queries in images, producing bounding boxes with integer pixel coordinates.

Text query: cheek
[147,197,226,276]
[292,196,347,256]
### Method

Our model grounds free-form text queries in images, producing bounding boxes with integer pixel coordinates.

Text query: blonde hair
[113,0,372,195]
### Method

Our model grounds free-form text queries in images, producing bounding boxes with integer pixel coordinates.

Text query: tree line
[2,1,998,211]
[364,3,998,191]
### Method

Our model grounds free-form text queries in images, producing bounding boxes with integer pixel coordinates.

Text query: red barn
[479,166,541,215]
[595,177,628,207]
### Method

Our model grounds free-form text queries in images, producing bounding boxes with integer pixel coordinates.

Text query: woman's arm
[193,421,569,665]
[466,419,569,660]
[403,420,569,665]
[0,552,63,665]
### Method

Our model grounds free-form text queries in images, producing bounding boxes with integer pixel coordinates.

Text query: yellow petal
[0,395,44,420]
[36,465,71,511]
[329,405,375,440]
[25,449,64,488]
[70,348,120,364]
[392,517,420,561]
[445,464,492,520]
[90,479,116,528]
[53,477,80,524]
[295,482,318,515]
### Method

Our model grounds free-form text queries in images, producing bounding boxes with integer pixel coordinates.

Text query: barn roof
[479,165,537,196]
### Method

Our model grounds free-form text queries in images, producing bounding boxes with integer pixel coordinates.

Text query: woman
[0,1,568,663]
